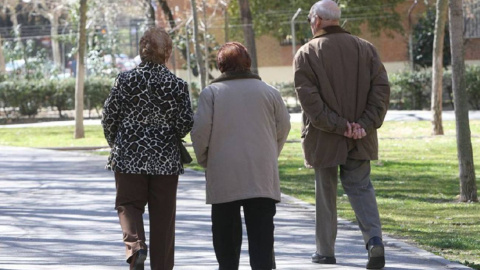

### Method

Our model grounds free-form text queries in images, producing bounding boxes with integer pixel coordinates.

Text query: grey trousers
[314,158,382,256]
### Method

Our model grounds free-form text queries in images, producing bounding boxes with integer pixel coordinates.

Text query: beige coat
[191,72,291,204]
[294,26,390,168]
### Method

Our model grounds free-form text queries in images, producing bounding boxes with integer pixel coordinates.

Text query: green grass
[0,125,108,147]
[1,120,479,268]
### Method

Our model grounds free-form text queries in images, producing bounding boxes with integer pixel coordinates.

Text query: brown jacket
[191,71,291,204]
[293,26,390,168]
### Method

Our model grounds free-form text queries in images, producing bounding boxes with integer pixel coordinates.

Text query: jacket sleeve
[274,90,291,156]
[102,74,124,148]
[174,81,194,138]
[191,88,213,168]
[356,47,390,132]
[293,50,348,135]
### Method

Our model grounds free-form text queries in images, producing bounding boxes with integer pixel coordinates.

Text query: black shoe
[366,237,385,269]
[129,249,147,270]
[311,252,336,264]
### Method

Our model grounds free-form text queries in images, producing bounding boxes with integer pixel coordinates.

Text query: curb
[40,146,110,151]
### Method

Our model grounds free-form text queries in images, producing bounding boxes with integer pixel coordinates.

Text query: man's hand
[344,122,367,139]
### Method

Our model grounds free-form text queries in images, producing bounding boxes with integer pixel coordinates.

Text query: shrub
[85,76,114,116]
[465,65,480,110]
[389,70,432,110]
[46,78,76,118]
[14,80,44,118]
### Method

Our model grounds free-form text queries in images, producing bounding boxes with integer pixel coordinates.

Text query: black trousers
[211,198,276,270]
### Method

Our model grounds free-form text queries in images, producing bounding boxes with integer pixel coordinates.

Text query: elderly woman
[102,27,193,270]
[191,42,291,270]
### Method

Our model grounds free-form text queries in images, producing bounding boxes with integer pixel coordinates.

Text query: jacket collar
[138,61,167,70]
[313,25,350,39]
[210,70,261,84]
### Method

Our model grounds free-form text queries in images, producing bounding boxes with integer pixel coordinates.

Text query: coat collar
[210,70,262,84]
[313,25,350,39]
[138,61,167,70]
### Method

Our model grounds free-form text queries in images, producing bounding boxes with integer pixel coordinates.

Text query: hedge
[1,66,480,118]
[0,76,114,118]
[273,65,480,111]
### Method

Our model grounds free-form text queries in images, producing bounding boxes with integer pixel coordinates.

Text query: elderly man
[293,0,390,269]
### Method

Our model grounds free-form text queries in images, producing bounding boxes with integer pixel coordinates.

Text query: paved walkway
[0,146,472,269]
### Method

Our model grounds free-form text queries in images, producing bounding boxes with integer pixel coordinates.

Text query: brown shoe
[129,249,147,270]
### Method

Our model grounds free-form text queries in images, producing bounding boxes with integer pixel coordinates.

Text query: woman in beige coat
[191,42,290,270]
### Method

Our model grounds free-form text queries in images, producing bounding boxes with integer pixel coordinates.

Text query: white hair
[310,0,341,21]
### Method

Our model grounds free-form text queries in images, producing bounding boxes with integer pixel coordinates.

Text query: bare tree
[190,0,206,89]
[0,34,5,74]
[157,0,175,29]
[237,0,258,75]
[431,0,448,135]
[31,0,68,69]
[448,0,478,202]
[145,0,156,27]
[74,0,87,139]
[2,0,23,49]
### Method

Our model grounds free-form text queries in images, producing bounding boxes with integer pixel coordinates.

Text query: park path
[0,146,472,269]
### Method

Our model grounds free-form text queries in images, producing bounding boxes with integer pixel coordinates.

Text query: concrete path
[0,146,472,269]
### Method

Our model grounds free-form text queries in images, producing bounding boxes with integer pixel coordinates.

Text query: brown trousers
[115,172,179,270]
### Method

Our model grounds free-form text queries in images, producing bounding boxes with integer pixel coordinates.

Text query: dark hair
[217,42,251,73]
[139,27,172,64]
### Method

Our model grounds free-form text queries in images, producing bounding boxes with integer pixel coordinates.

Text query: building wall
[162,1,480,85]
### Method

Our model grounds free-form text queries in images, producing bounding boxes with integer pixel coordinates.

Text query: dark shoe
[311,252,336,264]
[129,249,147,270]
[366,237,385,269]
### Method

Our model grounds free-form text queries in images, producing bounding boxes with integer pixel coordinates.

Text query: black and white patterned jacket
[102,62,193,175]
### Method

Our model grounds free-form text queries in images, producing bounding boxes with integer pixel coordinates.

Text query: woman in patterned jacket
[102,27,193,270]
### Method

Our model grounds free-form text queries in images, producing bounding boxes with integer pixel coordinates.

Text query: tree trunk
[146,0,156,27]
[238,0,258,75]
[203,0,209,83]
[50,13,62,70]
[449,0,478,202]
[190,0,206,90]
[74,0,88,139]
[0,34,6,74]
[9,7,23,50]
[431,0,448,135]
[157,0,175,29]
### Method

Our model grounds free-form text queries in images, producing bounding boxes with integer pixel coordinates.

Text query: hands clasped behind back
[344,122,367,139]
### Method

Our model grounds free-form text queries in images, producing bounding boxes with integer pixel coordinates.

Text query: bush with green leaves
[412,7,451,69]
[0,81,17,118]
[465,65,480,110]
[13,80,45,118]
[0,76,113,118]
[45,78,76,118]
[388,66,480,110]
[85,76,114,116]
[389,70,432,110]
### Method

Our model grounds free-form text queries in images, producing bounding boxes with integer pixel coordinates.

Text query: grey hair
[310,0,341,21]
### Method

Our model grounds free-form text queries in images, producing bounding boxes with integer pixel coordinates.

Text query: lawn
[1,120,479,268]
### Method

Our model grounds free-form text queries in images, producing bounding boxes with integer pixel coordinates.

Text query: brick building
[156,0,480,84]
